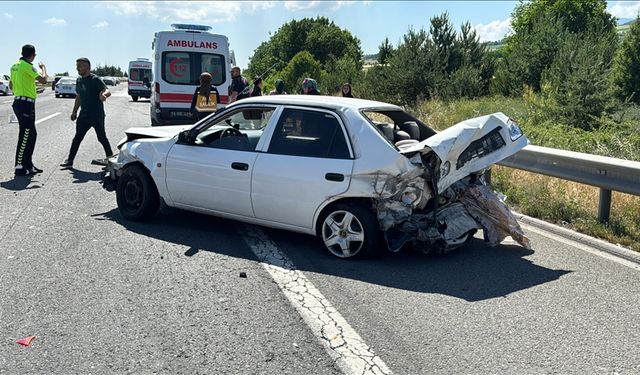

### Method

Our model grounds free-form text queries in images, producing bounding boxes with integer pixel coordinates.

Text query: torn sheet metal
[461,184,532,250]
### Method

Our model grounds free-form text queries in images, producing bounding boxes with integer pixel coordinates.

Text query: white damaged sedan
[108,96,531,259]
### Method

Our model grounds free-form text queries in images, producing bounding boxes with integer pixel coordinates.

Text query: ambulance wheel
[132,95,139,102]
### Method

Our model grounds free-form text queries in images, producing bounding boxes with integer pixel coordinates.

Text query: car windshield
[59,78,75,84]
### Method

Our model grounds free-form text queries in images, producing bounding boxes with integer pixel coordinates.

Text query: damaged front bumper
[106,154,124,181]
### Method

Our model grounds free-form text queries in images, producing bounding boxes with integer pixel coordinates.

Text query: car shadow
[94,208,571,302]
[68,169,105,184]
[129,99,151,103]
[0,176,42,191]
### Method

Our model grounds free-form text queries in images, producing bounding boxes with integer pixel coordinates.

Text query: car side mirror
[177,130,192,144]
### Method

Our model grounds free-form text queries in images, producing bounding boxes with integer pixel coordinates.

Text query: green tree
[539,26,618,129]
[279,51,323,94]
[611,17,640,104]
[91,64,124,77]
[492,15,569,95]
[430,12,461,75]
[497,0,617,95]
[378,37,394,66]
[321,54,363,95]
[247,17,362,79]
[511,0,616,35]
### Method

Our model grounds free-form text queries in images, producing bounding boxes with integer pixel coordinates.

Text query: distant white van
[128,58,152,102]
[150,24,233,126]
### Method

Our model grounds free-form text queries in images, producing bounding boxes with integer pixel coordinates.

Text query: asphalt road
[1,86,640,374]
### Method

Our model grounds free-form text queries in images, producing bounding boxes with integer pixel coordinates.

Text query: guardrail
[494,145,640,222]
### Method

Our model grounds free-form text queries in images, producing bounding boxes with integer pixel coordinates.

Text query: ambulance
[150,24,233,126]
[128,58,152,102]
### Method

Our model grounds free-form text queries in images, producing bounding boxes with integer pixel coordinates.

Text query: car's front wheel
[132,95,138,102]
[320,204,381,259]
[116,165,159,221]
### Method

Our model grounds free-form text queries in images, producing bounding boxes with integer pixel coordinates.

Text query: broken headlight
[507,118,523,141]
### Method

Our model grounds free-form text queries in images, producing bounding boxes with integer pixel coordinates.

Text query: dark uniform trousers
[67,115,113,162]
[12,99,37,169]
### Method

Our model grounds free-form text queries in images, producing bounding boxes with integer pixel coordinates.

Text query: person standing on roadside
[250,76,263,97]
[60,57,113,168]
[228,66,249,103]
[301,78,320,95]
[190,72,220,121]
[10,44,48,176]
[341,83,354,98]
[268,79,287,95]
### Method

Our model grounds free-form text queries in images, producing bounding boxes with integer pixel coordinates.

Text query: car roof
[228,95,403,112]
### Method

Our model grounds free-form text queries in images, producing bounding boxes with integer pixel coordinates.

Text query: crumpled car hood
[399,112,529,191]
[124,125,193,139]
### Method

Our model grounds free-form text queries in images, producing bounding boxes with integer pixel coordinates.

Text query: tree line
[246,0,640,131]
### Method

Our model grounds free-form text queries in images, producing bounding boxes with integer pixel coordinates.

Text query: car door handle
[231,162,249,171]
[325,173,344,182]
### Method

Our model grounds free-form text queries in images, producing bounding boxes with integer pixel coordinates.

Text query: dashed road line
[242,225,392,375]
[35,112,61,124]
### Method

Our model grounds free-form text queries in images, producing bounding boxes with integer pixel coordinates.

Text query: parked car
[51,76,63,90]
[102,77,116,86]
[55,77,77,98]
[107,96,531,259]
[0,75,11,96]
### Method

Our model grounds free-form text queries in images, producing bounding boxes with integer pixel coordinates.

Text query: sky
[2,1,640,77]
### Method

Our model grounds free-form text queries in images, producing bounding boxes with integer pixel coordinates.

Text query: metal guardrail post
[598,188,612,223]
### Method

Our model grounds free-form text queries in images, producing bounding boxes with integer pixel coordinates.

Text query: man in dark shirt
[60,57,113,168]
[228,66,249,103]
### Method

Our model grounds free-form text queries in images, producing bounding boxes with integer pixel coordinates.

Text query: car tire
[55,94,60,98]
[132,95,138,102]
[319,203,382,259]
[116,165,160,221]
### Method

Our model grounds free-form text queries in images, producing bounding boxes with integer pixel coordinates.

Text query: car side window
[268,109,351,159]
[194,108,274,151]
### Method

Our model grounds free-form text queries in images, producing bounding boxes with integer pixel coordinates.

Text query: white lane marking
[521,223,640,271]
[242,226,392,375]
[2,100,13,104]
[35,112,61,124]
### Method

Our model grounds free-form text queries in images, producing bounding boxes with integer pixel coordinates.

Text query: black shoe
[31,166,43,174]
[60,159,73,168]
[15,168,32,176]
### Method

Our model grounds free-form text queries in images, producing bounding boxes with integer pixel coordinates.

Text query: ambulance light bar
[171,24,212,32]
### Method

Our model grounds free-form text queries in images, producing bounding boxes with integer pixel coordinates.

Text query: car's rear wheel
[132,95,138,102]
[116,165,159,221]
[320,204,381,259]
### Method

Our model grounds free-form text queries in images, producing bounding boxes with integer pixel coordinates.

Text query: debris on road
[239,272,247,278]
[16,336,36,347]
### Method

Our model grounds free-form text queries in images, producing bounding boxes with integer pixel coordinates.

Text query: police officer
[60,57,113,168]
[10,44,48,176]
